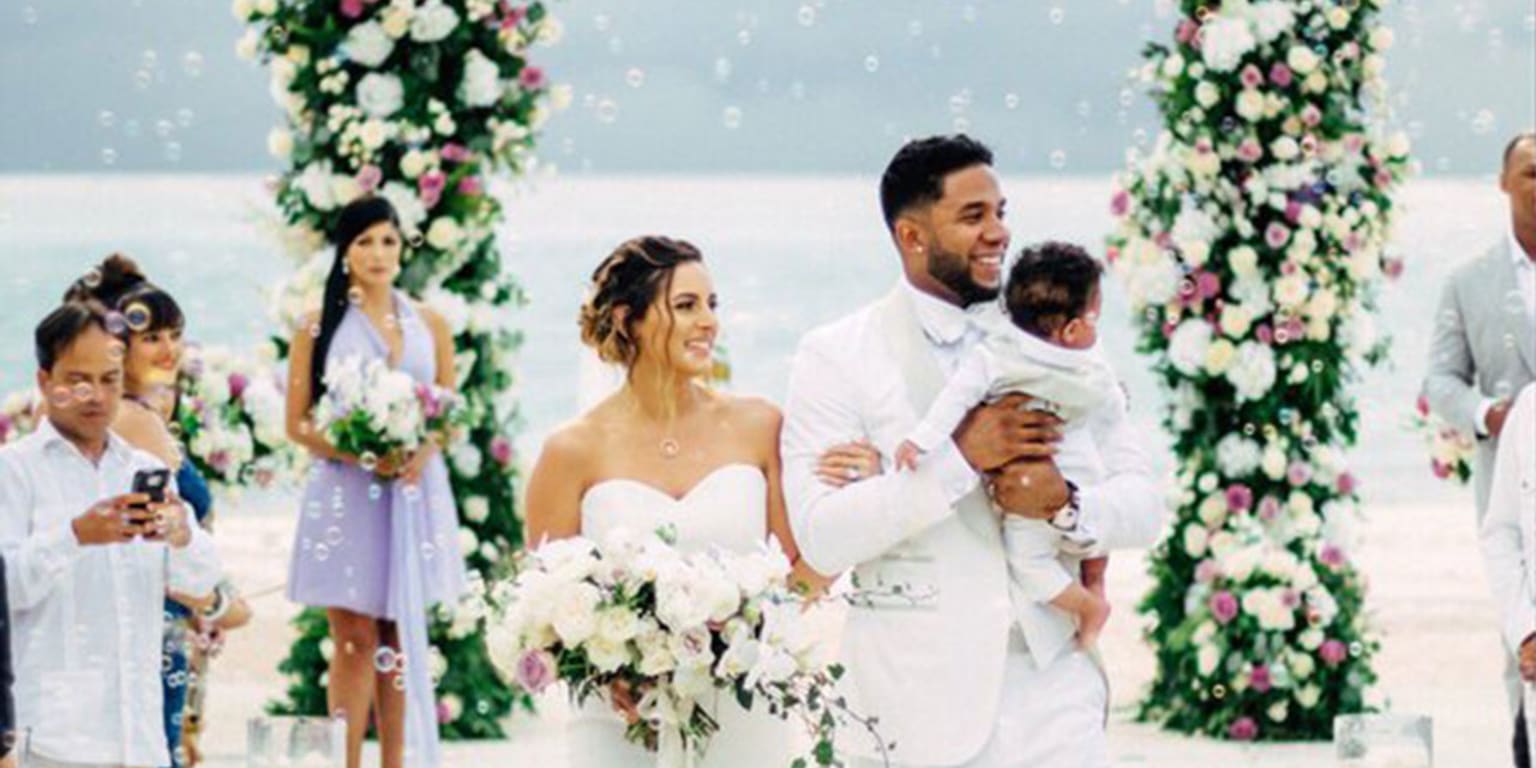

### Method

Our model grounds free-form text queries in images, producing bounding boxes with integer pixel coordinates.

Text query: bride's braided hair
[579,236,703,367]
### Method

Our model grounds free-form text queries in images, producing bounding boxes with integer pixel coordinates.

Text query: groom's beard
[927,244,1000,307]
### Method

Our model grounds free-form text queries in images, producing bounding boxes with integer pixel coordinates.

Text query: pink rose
[1194,559,1221,584]
[1240,64,1264,89]
[1286,461,1312,487]
[1196,271,1221,300]
[516,649,557,693]
[1237,139,1263,163]
[1300,105,1322,127]
[519,66,546,90]
[1249,664,1272,693]
[1431,460,1451,479]
[1415,394,1431,418]
[491,436,515,466]
[1265,222,1291,249]
[1176,18,1198,44]
[1268,63,1293,88]
[1320,545,1347,569]
[1110,189,1130,216]
[1226,484,1253,512]
[440,143,471,163]
[419,171,447,209]
[340,0,365,19]
[457,177,483,196]
[1336,472,1357,496]
[1383,257,1405,279]
[356,164,383,192]
[1255,324,1273,345]
[1228,716,1259,741]
[1284,200,1302,224]
[1320,639,1348,666]
[1210,591,1240,624]
[1105,245,1121,264]
[1257,495,1282,521]
[437,699,453,724]
[228,372,249,401]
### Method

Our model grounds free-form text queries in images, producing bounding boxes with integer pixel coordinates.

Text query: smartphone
[131,468,171,505]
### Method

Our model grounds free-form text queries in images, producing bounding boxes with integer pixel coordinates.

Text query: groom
[782,134,1163,767]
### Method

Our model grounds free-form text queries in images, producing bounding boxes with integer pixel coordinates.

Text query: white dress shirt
[1475,230,1536,434]
[0,420,221,766]
[1481,384,1536,655]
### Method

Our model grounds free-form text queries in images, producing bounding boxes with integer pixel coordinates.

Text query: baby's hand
[894,440,923,472]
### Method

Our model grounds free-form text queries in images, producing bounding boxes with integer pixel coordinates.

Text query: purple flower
[1228,717,1259,741]
[1249,664,1272,693]
[1110,189,1130,216]
[1255,324,1274,345]
[1286,461,1313,487]
[228,372,249,401]
[1196,271,1222,300]
[457,177,483,196]
[515,649,557,693]
[1319,639,1348,666]
[1284,200,1303,223]
[1257,495,1282,521]
[1210,591,1240,625]
[1265,222,1291,249]
[440,142,471,163]
[491,436,515,466]
[1226,484,1254,512]
[1320,545,1347,569]
[1237,139,1263,163]
[1268,63,1294,87]
[416,383,444,420]
[1336,472,1357,496]
[356,164,383,192]
[418,172,447,210]
[1195,559,1221,584]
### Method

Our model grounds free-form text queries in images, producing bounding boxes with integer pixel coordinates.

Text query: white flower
[1168,320,1214,376]
[1198,493,1228,528]
[1219,304,1254,339]
[536,16,564,46]
[357,119,390,151]
[1235,89,1265,122]
[585,635,629,673]
[1160,52,1186,79]
[1273,273,1310,309]
[1299,627,1324,651]
[450,439,482,476]
[1183,525,1210,557]
[458,527,479,555]
[1194,81,1221,109]
[1217,434,1262,476]
[1288,649,1316,680]
[548,581,601,646]
[1242,587,1296,631]
[1271,135,1300,161]
[426,217,463,251]
[593,606,640,645]
[1248,2,1294,43]
[356,73,405,118]
[1295,684,1321,709]
[464,495,489,524]
[459,49,503,108]
[1204,338,1237,375]
[549,83,574,111]
[267,127,293,159]
[235,29,261,60]
[231,0,254,20]
[1229,245,1260,278]
[1200,16,1257,73]
[379,182,427,234]
[1197,643,1221,677]
[1229,342,1278,401]
[635,627,676,676]
[410,2,460,42]
[1286,46,1320,75]
[1267,699,1289,723]
[1385,131,1411,158]
[253,0,276,13]
[400,148,433,179]
[295,162,338,211]
[343,22,395,68]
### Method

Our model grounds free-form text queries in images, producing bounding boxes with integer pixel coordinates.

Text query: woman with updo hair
[525,235,826,768]
[66,254,252,768]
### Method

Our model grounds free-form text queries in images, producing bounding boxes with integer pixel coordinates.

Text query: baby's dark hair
[1004,241,1103,339]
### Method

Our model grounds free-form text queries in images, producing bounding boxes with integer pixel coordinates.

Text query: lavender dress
[288,293,465,616]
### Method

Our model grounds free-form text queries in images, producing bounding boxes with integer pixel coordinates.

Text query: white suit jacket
[1481,384,1536,656]
[782,282,1163,765]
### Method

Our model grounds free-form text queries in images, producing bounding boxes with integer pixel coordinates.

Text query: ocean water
[0,174,1512,507]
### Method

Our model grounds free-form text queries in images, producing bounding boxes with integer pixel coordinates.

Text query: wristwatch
[1048,479,1081,532]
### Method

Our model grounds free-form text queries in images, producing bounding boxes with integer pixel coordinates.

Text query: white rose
[1198,494,1228,528]
[356,73,405,118]
[426,217,463,251]
[434,112,457,136]
[1385,131,1411,158]
[400,149,431,179]
[1219,304,1253,339]
[594,606,640,645]
[1296,684,1321,709]
[235,28,261,60]
[635,629,676,676]
[1183,525,1211,557]
[1160,52,1186,79]
[343,22,395,69]
[1229,245,1260,278]
[458,527,479,555]
[1236,89,1265,122]
[1262,444,1287,479]
[381,5,412,38]
[548,582,601,646]
[253,0,276,13]
[1181,240,1211,269]
[1200,16,1257,72]
[1287,46,1319,75]
[1299,628,1324,651]
[295,162,337,210]
[450,440,482,476]
[1289,650,1316,680]
[585,635,629,673]
[1217,434,1262,476]
[1226,341,1277,402]
[536,16,564,45]
[1198,644,1221,677]
[1168,320,1214,376]
[1268,699,1290,723]
[266,127,293,159]
[459,49,503,108]
[1204,338,1237,375]
[1271,135,1300,161]
[379,181,428,233]
[410,2,460,42]
[1273,273,1310,309]
[231,0,254,20]
[1249,2,1294,43]
[1327,7,1351,30]
[357,119,389,151]
[1370,27,1395,51]
[464,495,489,524]
[1194,81,1220,109]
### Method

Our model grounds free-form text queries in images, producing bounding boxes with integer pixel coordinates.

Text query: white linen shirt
[0,419,221,766]
[1481,384,1536,655]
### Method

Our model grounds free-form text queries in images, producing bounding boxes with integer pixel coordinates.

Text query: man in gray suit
[1424,130,1536,767]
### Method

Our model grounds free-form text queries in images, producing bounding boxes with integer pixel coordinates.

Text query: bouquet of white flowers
[1407,394,1475,485]
[175,343,299,494]
[313,355,459,473]
[478,527,886,767]
[0,389,40,445]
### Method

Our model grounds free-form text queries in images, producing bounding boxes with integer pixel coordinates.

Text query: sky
[0,0,1531,175]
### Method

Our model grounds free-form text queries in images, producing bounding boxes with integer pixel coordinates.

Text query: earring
[342,260,350,275]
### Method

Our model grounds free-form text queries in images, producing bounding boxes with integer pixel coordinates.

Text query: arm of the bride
[780,334,980,576]
[752,400,833,597]
[523,425,587,548]
[285,314,355,466]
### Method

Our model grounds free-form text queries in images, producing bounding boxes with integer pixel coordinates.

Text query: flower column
[237,0,567,737]
[1107,0,1410,741]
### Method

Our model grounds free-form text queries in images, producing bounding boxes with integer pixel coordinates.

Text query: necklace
[659,437,681,459]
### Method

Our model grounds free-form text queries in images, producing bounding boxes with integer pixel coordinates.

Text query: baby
[897,241,1120,648]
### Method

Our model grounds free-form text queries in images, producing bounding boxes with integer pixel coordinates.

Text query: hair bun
[578,236,703,367]
[67,252,146,305]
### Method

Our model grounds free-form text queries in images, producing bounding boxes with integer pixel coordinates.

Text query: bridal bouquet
[1407,395,1475,485]
[0,389,40,446]
[175,343,299,494]
[314,354,460,473]
[479,528,885,767]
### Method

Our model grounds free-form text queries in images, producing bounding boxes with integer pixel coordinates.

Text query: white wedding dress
[570,462,794,768]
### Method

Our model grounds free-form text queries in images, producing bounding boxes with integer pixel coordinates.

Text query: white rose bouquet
[480,527,887,767]
[313,354,460,474]
[0,389,41,445]
[1407,394,1474,485]
[175,343,301,494]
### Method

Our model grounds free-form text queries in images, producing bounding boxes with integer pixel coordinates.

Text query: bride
[524,235,830,768]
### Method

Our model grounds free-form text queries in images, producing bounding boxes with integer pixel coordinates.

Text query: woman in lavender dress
[285,196,465,768]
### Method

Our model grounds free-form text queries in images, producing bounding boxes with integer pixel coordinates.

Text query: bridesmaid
[65,255,253,768]
[284,196,465,768]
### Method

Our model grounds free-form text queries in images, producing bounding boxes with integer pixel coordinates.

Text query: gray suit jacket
[1424,238,1536,517]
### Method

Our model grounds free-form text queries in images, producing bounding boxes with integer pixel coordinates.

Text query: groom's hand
[954,394,1063,472]
[1521,635,1536,682]
[988,459,1070,519]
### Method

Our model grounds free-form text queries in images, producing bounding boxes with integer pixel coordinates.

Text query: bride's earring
[342,259,350,275]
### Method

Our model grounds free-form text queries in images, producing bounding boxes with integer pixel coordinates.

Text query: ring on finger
[845,466,861,480]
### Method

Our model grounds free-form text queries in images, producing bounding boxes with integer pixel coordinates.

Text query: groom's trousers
[853,630,1109,768]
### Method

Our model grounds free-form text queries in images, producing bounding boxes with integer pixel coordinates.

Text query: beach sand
[193,494,1507,767]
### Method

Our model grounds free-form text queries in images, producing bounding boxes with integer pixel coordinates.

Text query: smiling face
[631,261,718,380]
[344,220,404,289]
[125,324,183,395]
[899,164,1011,306]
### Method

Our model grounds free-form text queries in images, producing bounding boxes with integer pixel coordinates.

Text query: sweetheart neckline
[581,462,763,505]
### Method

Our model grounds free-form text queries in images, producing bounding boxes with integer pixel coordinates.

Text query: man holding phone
[0,301,221,768]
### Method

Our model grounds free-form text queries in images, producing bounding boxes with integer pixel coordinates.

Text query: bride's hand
[816,439,883,487]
